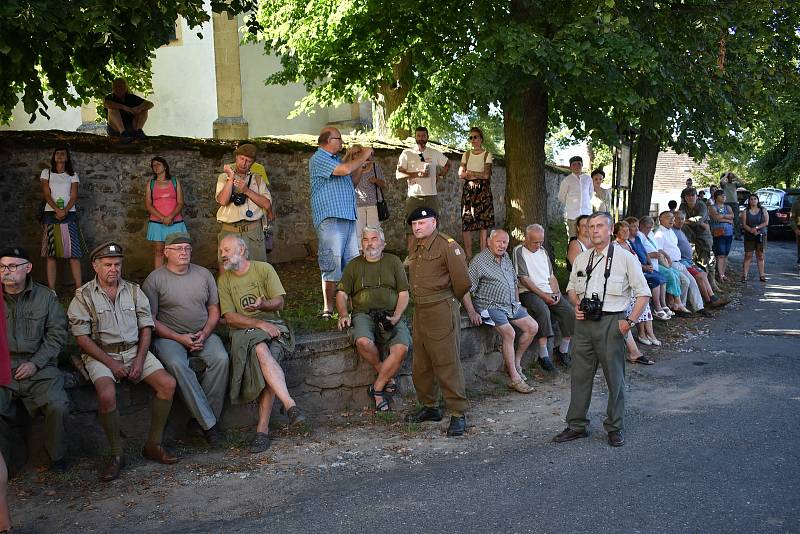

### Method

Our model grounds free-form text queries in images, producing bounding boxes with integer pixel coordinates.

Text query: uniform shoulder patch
[438,232,455,243]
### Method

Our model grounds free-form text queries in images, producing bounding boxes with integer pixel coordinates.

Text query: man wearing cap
[143,233,228,446]
[557,155,593,238]
[216,143,273,263]
[0,247,70,472]
[679,187,714,272]
[309,127,374,319]
[217,235,307,454]
[396,126,451,252]
[68,242,177,481]
[405,207,472,437]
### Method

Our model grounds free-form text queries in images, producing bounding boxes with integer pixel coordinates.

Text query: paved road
[167,239,800,533]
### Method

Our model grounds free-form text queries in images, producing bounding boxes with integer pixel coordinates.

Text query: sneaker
[539,356,555,372]
[250,432,271,454]
[638,337,652,346]
[554,348,571,367]
[479,309,495,326]
[649,337,662,346]
[203,424,224,447]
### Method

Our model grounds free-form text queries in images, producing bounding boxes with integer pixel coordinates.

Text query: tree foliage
[0,0,255,124]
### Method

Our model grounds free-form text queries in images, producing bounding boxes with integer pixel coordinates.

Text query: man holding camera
[215,143,272,263]
[336,226,410,412]
[552,212,651,448]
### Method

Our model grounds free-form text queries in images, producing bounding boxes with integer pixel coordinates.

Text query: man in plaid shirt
[462,229,539,393]
[309,127,375,319]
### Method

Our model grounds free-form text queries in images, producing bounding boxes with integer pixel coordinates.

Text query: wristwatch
[625,318,636,327]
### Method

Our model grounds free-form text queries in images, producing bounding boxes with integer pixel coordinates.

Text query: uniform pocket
[23,310,47,341]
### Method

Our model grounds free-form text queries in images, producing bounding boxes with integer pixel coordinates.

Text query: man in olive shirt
[0,247,69,472]
[68,242,177,481]
[217,235,307,454]
[406,207,472,437]
[143,233,228,446]
[336,226,410,412]
[679,187,714,272]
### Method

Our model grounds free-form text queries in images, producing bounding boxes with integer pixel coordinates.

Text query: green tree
[0,0,255,124]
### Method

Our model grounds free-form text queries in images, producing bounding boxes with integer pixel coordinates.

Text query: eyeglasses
[165,246,192,254]
[469,135,481,140]
[0,261,29,272]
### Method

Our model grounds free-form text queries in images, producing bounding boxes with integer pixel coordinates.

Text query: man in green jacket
[0,247,69,472]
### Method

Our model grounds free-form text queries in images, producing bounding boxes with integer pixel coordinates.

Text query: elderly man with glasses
[0,246,69,473]
[142,233,229,446]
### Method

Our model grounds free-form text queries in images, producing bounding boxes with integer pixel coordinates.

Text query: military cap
[407,206,438,225]
[0,246,30,261]
[164,232,192,246]
[234,143,257,158]
[90,242,124,261]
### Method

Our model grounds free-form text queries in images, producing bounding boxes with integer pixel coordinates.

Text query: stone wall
[0,131,565,282]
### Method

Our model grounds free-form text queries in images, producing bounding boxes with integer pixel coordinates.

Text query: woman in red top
[144,157,187,268]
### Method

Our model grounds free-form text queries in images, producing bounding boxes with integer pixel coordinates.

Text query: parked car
[754,187,800,238]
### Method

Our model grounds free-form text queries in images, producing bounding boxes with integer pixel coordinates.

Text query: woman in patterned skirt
[40,146,87,290]
[459,127,495,260]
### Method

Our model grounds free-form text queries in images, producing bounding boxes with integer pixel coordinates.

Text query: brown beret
[90,242,124,261]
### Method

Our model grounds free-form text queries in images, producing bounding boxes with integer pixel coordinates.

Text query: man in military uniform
[68,242,177,481]
[336,226,411,412]
[0,247,69,472]
[406,207,471,437]
[679,187,714,274]
[552,212,651,447]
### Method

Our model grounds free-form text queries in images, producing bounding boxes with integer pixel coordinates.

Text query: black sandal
[383,380,398,395]
[317,310,334,320]
[367,385,392,412]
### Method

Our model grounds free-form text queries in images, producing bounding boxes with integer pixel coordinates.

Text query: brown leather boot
[100,455,125,482]
[142,443,178,464]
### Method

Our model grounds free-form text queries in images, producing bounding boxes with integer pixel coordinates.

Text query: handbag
[373,163,390,222]
[712,227,726,237]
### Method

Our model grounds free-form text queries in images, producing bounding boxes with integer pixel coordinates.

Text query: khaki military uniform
[408,231,471,416]
[679,200,713,270]
[0,279,69,462]
[67,278,162,384]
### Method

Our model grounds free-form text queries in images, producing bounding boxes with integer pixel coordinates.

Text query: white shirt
[396,146,448,197]
[512,245,552,294]
[40,169,79,212]
[654,226,681,263]
[557,173,593,219]
[567,243,651,313]
[638,230,660,272]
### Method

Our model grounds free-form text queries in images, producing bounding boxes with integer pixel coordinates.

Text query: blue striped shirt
[309,148,356,228]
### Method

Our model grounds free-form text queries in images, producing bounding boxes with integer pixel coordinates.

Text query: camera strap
[584,244,615,304]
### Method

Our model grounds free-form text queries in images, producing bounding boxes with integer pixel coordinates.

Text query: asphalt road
[166,238,800,534]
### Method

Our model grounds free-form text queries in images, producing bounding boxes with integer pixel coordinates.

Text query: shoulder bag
[373,163,390,222]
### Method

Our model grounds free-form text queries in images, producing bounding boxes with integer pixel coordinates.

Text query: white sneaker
[638,337,652,346]
[649,337,662,346]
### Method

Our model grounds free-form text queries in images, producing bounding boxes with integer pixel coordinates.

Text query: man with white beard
[217,235,307,454]
[335,226,410,412]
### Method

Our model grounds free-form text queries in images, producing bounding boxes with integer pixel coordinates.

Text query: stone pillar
[212,12,249,140]
[76,102,106,134]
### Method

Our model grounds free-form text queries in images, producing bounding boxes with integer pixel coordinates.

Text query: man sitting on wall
[336,226,411,412]
[104,78,153,141]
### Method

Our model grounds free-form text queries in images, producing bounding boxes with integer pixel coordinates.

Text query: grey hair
[361,225,385,242]
[525,224,545,235]
[588,211,613,227]
[638,215,654,226]
[222,234,249,259]
[674,210,686,218]
[488,228,509,240]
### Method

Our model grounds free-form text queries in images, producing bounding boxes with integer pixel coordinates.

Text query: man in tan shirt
[68,242,177,481]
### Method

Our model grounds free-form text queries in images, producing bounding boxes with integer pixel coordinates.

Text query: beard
[364,247,383,261]
[222,253,243,271]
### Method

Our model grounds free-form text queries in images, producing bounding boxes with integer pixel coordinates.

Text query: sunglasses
[469,135,481,140]
[418,153,425,162]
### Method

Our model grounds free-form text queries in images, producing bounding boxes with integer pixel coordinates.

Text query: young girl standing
[145,157,187,268]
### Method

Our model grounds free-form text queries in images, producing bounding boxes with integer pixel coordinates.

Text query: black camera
[370,310,395,332]
[579,292,604,321]
[230,191,248,206]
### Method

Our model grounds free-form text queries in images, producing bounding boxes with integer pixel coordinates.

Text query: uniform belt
[101,342,137,354]
[414,289,454,306]
[221,220,260,233]
[601,311,625,316]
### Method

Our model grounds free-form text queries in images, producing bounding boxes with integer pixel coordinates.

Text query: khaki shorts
[82,346,164,384]
[350,312,411,349]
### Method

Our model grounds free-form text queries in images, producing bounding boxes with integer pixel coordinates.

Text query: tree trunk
[374,53,412,139]
[629,131,661,217]
[503,82,549,245]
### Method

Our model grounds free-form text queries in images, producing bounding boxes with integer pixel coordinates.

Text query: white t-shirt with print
[396,146,448,197]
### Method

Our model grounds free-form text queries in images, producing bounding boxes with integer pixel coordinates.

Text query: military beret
[234,143,257,158]
[90,242,124,261]
[0,246,29,261]
[164,232,192,246]
[407,206,438,225]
